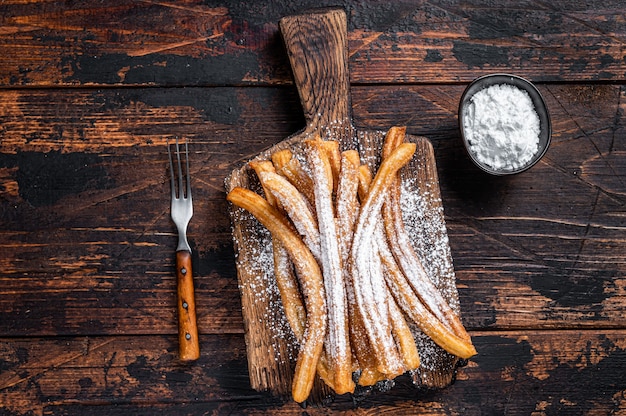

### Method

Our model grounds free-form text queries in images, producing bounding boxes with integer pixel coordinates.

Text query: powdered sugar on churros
[227,127,474,402]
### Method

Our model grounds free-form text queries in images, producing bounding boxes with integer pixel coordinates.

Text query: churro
[350,143,417,376]
[249,159,341,390]
[381,129,473,343]
[272,149,316,207]
[336,150,360,264]
[226,188,327,403]
[229,127,476,403]
[305,140,354,395]
[378,226,476,359]
[249,160,307,337]
[258,171,321,261]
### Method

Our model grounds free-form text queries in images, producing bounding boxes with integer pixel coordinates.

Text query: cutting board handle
[280,8,352,139]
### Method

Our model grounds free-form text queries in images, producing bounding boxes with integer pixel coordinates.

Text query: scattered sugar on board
[399,176,460,312]
[411,330,454,374]
[311,118,360,150]
[463,83,540,171]
[374,378,396,393]
[234,208,298,363]
[357,130,387,168]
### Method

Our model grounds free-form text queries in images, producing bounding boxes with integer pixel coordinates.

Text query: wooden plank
[0,0,624,87]
[0,86,305,337]
[1,85,625,337]
[2,1,623,413]
[438,84,626,330]
[1,331,624,415]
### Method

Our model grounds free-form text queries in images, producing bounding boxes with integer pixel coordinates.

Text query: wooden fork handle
[176,250,200,361]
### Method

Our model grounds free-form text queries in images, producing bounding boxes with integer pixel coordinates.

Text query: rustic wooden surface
[227,8,464,399]
[1,1,625,414]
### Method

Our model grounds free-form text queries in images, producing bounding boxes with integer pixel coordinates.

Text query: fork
[168,139,200,361]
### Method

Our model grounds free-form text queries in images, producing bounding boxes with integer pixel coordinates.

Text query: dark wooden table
[1,1,625,415]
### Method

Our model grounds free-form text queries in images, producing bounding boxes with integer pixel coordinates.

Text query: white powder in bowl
[462,83,540,172]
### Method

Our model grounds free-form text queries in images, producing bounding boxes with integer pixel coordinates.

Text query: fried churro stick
[357,362,387,386]
[345,249,388,387]
[272,149,316,207]
[226,188,327,403]
[387,284,420,371]
[336,155,388,384]
[321,139,341,194]
[334,149,377,384]
[305,140,354,395]
[249,160,338,389]
[351,142,416,376]
[356,133,474,359]
[382,126,407,160]
[249,160,279,205]
[378,243,421,373]
[366,155,474,358]
[351,237,404,377]
[349,297,386,386]
[357,164,373,201]
[352,165,395,385]
[379,239,477,359]
[272,239,307,340]
[359,164,421,374]
[342,150,361,176]
[258,171,321,262]
[369,237,391,348]
[249,161,307,337]
[387,182,472,343]
[336,150,360,264]
[381,128,473,344]
[270,149,292,171]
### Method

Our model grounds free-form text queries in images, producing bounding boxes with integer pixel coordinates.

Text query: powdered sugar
[306,143,351,373]
[399,177,459,312]
[462,83,540,172]
[227,129,467,396]
[232,209,298,363]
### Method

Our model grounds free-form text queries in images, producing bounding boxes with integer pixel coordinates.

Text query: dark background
[1,1,625,414]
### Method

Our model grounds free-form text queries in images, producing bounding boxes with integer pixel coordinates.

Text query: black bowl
[458,74,551,175]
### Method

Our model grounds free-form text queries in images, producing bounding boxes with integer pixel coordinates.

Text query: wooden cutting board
[225,8,464,403]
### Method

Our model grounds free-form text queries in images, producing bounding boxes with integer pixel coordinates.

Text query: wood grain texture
[0,85,625,337]
[1,332,624,415]
[1,0,626,413]
[0,86,307,338]
[226,8,465,400]
[0,0,624,87]
[280,9,351,137]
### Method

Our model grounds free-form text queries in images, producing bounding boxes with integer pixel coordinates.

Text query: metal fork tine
[185,140,192,201]
[167,139,176,198]
[176,138,184,199]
